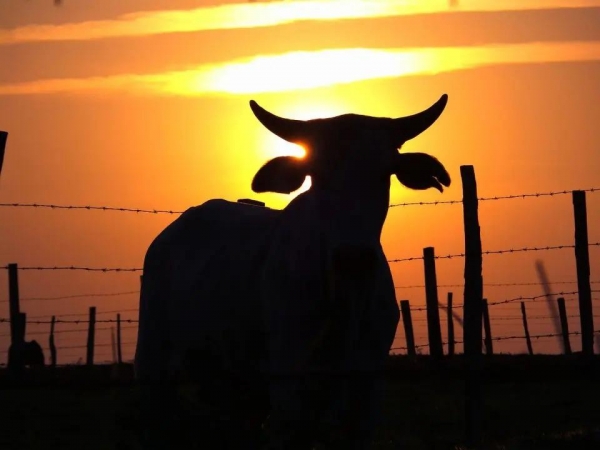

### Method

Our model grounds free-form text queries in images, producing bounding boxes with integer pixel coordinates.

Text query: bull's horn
[249,100,309,144]
[392,94,448,143]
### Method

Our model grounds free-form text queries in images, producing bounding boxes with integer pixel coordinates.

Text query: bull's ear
[252,156,308,194]
[394,152,451,192]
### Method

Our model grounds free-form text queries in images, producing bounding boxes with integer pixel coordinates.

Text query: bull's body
[135,199,278,380]
[135,195,399,448]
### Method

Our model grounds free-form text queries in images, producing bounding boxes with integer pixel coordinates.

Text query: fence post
[482,299,493,355]
[18,313,26,342]
[0,131,7,177]
[86,307,96,366]
[447,292,455,356]
[423,247,443,358]
[49,316,57,368]
[572,191,594,356]
[400,300,416,356]
[8,263,22,346]
[520,302,533,355]
[111,327,117,363]
[117,313,123,365]
[461,165,484,447]
[557,298,572,355]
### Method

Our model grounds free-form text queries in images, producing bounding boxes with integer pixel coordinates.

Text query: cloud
[1,0,600,45]
[1,41,600,97]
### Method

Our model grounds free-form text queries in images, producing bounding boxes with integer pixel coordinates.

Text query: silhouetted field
[1,355,598,449]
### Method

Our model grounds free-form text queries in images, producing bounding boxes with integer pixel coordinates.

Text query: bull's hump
[192,198,280,222]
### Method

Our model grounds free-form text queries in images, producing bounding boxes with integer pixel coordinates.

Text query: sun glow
[3,42,600,97]
[202,49,426,95]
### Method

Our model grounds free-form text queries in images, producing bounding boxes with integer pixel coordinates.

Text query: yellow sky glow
[1,0,599,45]
[1,41,600,97]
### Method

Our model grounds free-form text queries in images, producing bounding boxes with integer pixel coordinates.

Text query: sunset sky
[1,0,600,364]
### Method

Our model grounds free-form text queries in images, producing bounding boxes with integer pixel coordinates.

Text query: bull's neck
[303,178,391,248]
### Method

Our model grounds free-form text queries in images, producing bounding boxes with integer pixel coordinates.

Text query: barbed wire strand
[0,203,184,214]
[0,325,138,337]
[388,243,600,263]
[0,281,594,306]
[27,308,139,319]
[2,188,599,214]
[389,187,600,207]
[395,280,600,289]
[2,242,599,274]
[407,291,600,311]
[0,317,138,325]
[390,329,599,351]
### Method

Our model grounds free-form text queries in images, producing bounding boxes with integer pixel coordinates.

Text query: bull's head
[250,95,450,194]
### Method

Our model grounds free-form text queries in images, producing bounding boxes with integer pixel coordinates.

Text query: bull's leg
[135,271,179,450]
[265,375,325,450]
[136,344,179,450]
[319,246,383,449]
[324,374,385,449]
[182,346,270,449]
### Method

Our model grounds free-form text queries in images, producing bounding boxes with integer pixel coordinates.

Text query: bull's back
[135,199,279,378]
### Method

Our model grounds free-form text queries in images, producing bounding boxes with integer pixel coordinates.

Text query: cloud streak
[1,0,600,45]
[1,41,599,97]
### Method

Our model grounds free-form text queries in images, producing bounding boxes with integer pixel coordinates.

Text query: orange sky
[1,0,600,364]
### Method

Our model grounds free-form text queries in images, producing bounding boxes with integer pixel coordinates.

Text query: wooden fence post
[572,191,594,356]
[117,313,123,365]
[400,300,416,356]
[520,302,533,355]
[447,292,455,356]
[18,313,26,342]
[8,263,21,345]
[557,298,572,355]
[111,327,117,363]
[423,247,443,358]
[49,316,57,368]
[86,307,96,366]
[482,299,493,355]
[0,131,7,177]
[461,165,484,447]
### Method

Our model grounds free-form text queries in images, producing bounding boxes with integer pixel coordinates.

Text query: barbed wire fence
[1,185,599,365]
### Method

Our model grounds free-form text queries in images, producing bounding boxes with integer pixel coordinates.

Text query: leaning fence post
[482,299,493,355]
[8,263,22,346]
[461,165,484,447]
[557,298,572,355]
[520,302,533,355]
[400,300,416,356]
[86,307,96,366]
[49,315,57,368]
[0,131,7,177]
[117,313,123,365]
[423,247,443,358]
[572,191,594,356]
[447,292,455,356]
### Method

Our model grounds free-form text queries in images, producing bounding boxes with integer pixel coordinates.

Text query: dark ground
[0,355,598,450]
